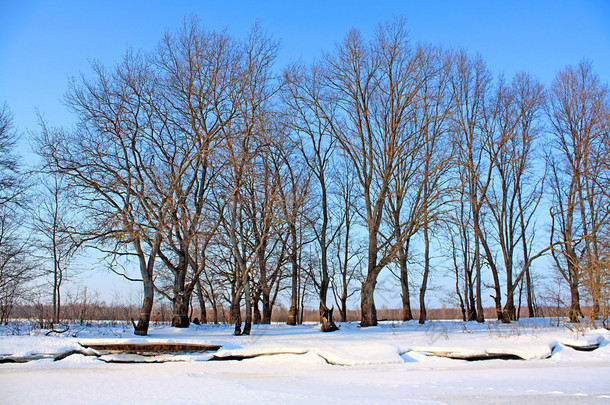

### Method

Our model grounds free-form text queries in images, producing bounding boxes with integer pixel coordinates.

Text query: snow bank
[2,319,609,404]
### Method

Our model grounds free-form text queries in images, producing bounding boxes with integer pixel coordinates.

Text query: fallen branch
[45,326,70,336]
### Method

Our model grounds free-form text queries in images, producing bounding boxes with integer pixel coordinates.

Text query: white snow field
[1,319,609,404]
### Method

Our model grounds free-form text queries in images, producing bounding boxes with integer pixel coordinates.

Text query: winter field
[1,319,609,404]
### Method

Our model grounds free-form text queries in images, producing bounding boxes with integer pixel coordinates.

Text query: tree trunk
[475,236,485,323]
[321,306,339,332]
[212,301,219,324]
[569,279,583,323]
[457,279,466,322]
[517,277,524,320]
[526,266,535,317]
[56,284,61,325]
[319,273,329,324]
[477,228,503,322]
[419,225,430,324]
[231,285,242,335]
[171,263,190,328]
[360,272,378,327]
[135,278,154,336]
[451,238,467,322]
[465,267,477,321]
[340,293,347,323]
[261,291,272,324]
[400,240,413,321]
[253,292,262,325]
[134,239,159,336]
[243,274,252,335]
[319,180,330,324]
[196,280,207,324]
[287,224,298,326]
[52,261,59,325]
[503,254,516,322]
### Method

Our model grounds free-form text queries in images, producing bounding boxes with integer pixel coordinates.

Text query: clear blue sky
[1,0,609,135]
[1,0,609,303]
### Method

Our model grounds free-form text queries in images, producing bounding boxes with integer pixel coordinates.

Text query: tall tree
[31,169,77,326]
[284,61,341,322]
[449,50,493,323]
[221,23,282,335]
[324,20,428,326]
[412,45,454,324]
[40,52,172,335]
[547,60,610,322]
[330,161,364,322]
[483,73,546,321]
[151,19,236,328]
[0,104,33,324]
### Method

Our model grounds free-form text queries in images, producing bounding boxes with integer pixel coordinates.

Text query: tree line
[1,18,608,335]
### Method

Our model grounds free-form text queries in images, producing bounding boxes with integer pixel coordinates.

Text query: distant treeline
[10,303,579,327]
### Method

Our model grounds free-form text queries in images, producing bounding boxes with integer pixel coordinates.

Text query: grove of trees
[1,17,609,335]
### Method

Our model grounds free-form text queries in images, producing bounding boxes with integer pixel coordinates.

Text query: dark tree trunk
[340,292,347,323]
[231,286,242,335]
[243,274,252,335]
[478,230,503,322]
[261,291,272,324]
[360,272,378,327]
[517,277,524,320]
[212,301,219,324]
[318,180,330,324]
[526,266,535,317]
[319,273,329,324]
[465,266,477,321]
[133,239,160,336]
[171,297,190,327]
[419,225,430,324]
[171,263,190,328]
[400,239,413,321]
[361,226,381,328]
[52,260,59,325]
[503,292,516,323]
[253,293,262,325]
[503,255,516,323]
[569,279,583,323]
[451,241,467,322]
[321,306,339,332]
[287,224,298,326]
[134,279,154,336]
[196,280,207,324]
[475,236,485,323]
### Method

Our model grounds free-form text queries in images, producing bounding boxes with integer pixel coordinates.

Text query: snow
[1,319,609,404]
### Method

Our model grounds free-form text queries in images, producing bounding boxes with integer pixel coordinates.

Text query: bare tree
[449,51,493,323]
[0,105,26,209]
[547,60,610,322]
[330,161,365,322]
[458,72,549,323]
[594,107,610,325]
[30,169,78,326]
[0,104,34,323]
[410,45,454,324]
[323,19,430,326]
[284,60,344,323]
[150,19,236,328]
[483,73,547,321]
[219,24,282,335]
[39,51,173,335]
[281,160,310,326]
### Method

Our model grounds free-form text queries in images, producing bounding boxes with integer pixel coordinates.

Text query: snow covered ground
[1,319,609,404]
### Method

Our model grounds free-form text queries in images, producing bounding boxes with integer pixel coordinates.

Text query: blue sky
[1,0,609,303]
[1,0,609,136]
